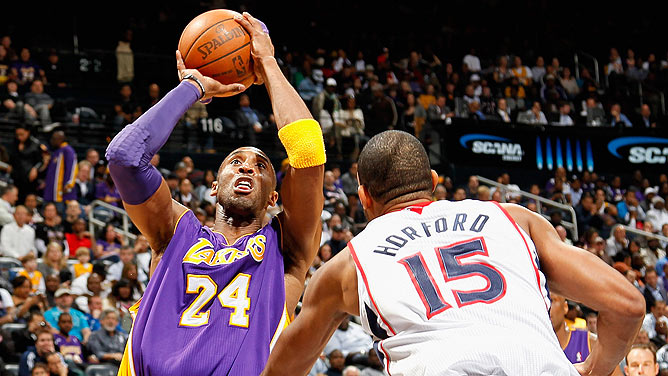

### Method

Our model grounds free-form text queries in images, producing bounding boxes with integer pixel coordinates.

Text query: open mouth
[233,176,254,194]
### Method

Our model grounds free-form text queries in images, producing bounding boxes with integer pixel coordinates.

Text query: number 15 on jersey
[399,237,506,319]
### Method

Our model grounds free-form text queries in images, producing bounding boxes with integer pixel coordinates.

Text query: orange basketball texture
[178,9,254,97]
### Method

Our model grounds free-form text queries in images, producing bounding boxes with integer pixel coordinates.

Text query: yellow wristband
[278,119,326,168]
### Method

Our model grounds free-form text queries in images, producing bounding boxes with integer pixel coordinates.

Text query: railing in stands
[623,225,668,245]
[574,52,601,89]
[476,175,579,242]
[88,200,136,244]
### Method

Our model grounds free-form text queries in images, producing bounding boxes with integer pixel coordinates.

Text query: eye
[230,159,241,165]
[257,162,267,169]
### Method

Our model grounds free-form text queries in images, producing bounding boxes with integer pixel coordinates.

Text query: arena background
[1,0,666,187]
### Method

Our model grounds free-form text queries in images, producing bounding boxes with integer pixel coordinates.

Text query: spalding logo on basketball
[178,9,255,97]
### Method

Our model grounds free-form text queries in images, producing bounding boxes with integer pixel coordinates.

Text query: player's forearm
[586,311,643,375]
[106,82,198,205]
[258,56,313,129]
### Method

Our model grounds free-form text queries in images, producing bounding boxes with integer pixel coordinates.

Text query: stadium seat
[1,323,27,336]
[84,364,119,376]
[3,364,19,376]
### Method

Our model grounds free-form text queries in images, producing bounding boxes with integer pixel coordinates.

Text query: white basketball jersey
[350,200,578,376]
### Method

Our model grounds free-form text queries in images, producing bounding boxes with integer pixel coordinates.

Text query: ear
[267,191,279,208]
[357,185,372,210]
[430,169,439,192]
[210,181,218,196]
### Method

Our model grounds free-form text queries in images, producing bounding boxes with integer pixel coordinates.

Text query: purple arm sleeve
[106,82,199,205]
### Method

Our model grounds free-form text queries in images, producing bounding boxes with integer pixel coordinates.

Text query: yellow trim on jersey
[55,154,64,202]
[173,209,190,235]
[270,303,291,351]
[561,328,573,350]
[119,299,141,376]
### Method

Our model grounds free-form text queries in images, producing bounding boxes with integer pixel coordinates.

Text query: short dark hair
[358,130,432,205]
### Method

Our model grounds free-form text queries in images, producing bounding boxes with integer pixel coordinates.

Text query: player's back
[350,199,578,375]
[119,210,289,375]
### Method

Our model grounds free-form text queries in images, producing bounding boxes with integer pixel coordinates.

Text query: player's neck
[555,322,569,348]
[379,197,434,217]
[213,211,264,243]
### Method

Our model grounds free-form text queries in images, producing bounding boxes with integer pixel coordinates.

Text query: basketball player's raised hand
[235,12,274,85]
[175,50,245,101]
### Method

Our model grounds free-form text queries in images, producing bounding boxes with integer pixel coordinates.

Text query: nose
[238,160,256,175]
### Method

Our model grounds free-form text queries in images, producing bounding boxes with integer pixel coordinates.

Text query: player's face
[625,348,658,376]
[549,294,567,330]
[216,147,277,216]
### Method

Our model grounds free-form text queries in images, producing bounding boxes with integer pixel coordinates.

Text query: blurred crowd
[1,28,668,376]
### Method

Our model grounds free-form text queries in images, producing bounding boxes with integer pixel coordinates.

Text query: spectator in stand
[173,178,198,211]
[11,276,46,323]
[559,67,579,100]
[64,219,95,259]
[12,313,50,355]
[340,162,359,197]
[324,315,373,361]
[636,104,657,128]
[62,200,83,234]
[140,82,161,112]
[606,224,630,258]
[518,101,547,125]
[583,97,607,126]
[575,192,599,236]
[366,83,397,137]
[43,131,77,213]
[333,95,366,160]
[325,349,346,376]
[532,56,546,84]
[643,298,668,348]
[398,92,425,137]
[106,246,147,286]
[1,205,36,259]
[510,56,533,87]
[10,48,45,91]
[234,93,271,147]
[18,254,45,294]
[324,170,348,214]
[18,330,65,376]
[43,49,69,94]
[297,68,324,107]
[87,308,127,366]
[0,184,18,227]
[9,125,48,203]
[93,224,123,261]
[479,86,496,116]
[609,103,633,128]
[43,274,60,309]
[647,197,668,232]
[0,45,10,85]
[503,76,526,112]
[72,273,106,316]
[24,79,55,127]
[53,312,84,365]
[34,203,65,256]
[606,175,625,204]
[0,79,38,124]
[626,343,659,376]
[553,102,574,126]
[495,98,512,123]
[84,149,99,182]
[112,83,140,128]
[617,189,646,226]
[94,173,121,210]
[43,288,90,344]
[463,48,481,73]
[74,161,95,207]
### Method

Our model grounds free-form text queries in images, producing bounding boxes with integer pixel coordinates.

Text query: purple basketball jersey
[124,210,287,375]
[563,329,591,364]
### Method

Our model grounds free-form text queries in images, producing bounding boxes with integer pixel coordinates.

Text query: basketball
[178,9,254,97]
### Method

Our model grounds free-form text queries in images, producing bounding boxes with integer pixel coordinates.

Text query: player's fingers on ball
[234,14,253,34]
[221,83,246,93]
[242,12,262,32]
